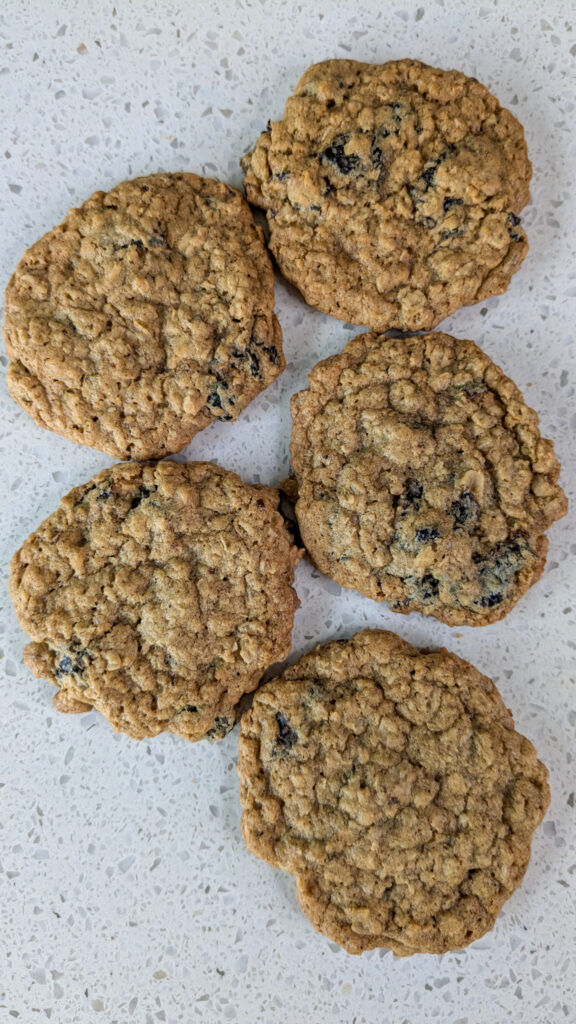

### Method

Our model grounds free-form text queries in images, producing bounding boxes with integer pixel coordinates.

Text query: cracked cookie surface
[242,59,531,331]
[5,172,284,459]
[10,461,300,740]
[238,629,550,955]
[289,332,567,626]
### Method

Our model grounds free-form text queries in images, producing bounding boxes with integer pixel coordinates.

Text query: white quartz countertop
[1,2,575,1022]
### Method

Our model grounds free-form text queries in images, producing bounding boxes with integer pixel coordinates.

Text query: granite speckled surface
[1,2,575,1022]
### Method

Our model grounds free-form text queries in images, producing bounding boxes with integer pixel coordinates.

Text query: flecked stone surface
[0,2,574,1022]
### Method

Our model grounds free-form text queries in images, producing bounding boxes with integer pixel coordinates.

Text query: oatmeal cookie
[238,630,550,955]
[242,59,531,331]
[5,173,284,459]
[288,332,567,626]
[10,461,300,740]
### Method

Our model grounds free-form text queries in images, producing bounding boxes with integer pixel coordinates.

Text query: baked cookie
[10,461,300,740]
[238,629,550,956]
[4,173,284,459]
[288,332,567,626]
[242,59,531,331]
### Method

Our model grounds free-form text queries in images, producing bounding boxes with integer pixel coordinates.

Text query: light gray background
[0,2,574,1022]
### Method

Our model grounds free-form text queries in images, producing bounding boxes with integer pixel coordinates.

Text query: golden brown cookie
[238,629,550,955]
[288,332,567,626]
[5,173,284,459]
[10,461,300,740]
[242,59,531,331]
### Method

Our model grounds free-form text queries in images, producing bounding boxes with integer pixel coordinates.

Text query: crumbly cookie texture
[238,630,550,956]
[242,58,531,331]
[10,461,300,741]
[289,332,567,627]
[5,172,284,459]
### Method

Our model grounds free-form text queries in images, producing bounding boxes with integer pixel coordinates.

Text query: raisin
[472,537,527,600]
[450,491,477,526]
[97,488,111,501]
[248,351,260,377]
[148,236,165,247]
[479,593,503,608]
[130,486,151,510]
[322,176,334,197]
[207,392,223,410]
[443,197,463,212]
[415,527,439,543]
[207,375,235,418]
[310,204,321,211]
[275,711,298,750]
[370,145,383,169]
[321,142,361,175]
[56,648,92,678]
[402,479,423,510]
[261,344,279,365]
[114,238,144,252]
[182,705,198,713]
[420,165,436,189]
[414,149,453,195]
[420,573,439,600]
[507,211,523,242]
[205,716,233,741]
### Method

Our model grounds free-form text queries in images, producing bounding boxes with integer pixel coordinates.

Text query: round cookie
[238,629,550,956]
[4,173,284,459]
[288,332,567,627]
[242,59,531,331]
[10,461,300,741]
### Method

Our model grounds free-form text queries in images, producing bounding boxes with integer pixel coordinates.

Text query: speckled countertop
[1,2,575,1022]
